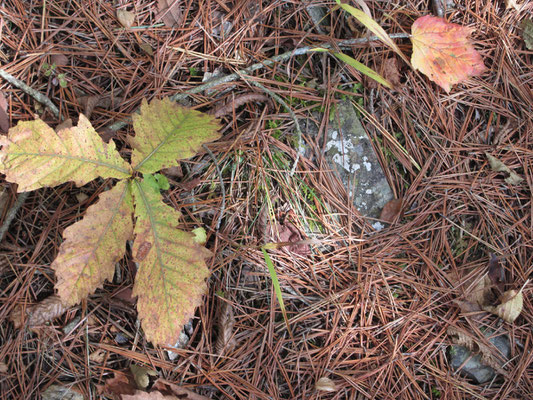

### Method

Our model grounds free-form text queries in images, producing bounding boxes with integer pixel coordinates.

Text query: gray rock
[305,100,393,221]
[449,332,511,384]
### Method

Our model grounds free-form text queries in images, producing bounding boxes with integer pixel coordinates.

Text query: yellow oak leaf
[130,178,211,345]
[0,116,131,192]
[53,181,134,306]
[410,16,485,92]
[130,98,220,174]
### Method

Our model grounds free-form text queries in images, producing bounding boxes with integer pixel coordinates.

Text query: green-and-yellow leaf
[130,178,211,345]
[0,116,131,192]
[130,97,221,174]
[53,181,134,306]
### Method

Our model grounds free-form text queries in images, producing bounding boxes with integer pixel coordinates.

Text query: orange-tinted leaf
[130,98,220,174]
[410,16,485,92]
[0,116,131,192]
[53,181,134,306]
[131,178,211,345]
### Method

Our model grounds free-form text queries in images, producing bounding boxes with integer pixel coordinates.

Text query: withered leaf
[483,289,523,323]
[130,364,158,390]
[9,295,67,329]
[315,377,337,392]
[117,9,135,28]
[379,198,403,223]
[156,0,183,28]
[215,300,236,354]
[485,152,523,185]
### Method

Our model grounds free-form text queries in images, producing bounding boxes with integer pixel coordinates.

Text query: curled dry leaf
[130,364,158,390]
[97,370,137,397]
[315,377,337,392]
[410,16,485,92]
[483,289,523,323]
[9,295,67,329]
[485,152,524,185]
[379,198,403,223]
[117,9,135,28]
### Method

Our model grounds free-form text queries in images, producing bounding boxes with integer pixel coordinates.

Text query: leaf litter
[0,1,532,399]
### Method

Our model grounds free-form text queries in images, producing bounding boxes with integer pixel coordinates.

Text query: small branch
[0,192,28,242]
[0,68,61,243]
[202,144,225,231]
[242,78,304,176]
[106,33,410,132]
[0,68,60,118]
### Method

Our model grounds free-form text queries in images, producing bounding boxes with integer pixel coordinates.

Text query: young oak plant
[0,98,220,345]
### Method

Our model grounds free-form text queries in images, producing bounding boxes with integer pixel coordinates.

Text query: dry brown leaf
[117,9,135,28]
[97,370,137,398]
[506,0,521,10]
[366,58,402,89]
[486,152,523,185]
[152,379,210,400]
[89,348,107,364]
[10,295,67,329]
[55,119,73,132]
[215,300,236,354]
[130,364,158,390]
[122,391,178,400]
[157,0,183,28]
[483,289,523,323]
[50,54,69,67]
[41,385,84,400]
[315,377,337,392]
[379,198,403,223]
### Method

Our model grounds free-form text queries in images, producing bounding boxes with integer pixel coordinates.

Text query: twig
[202,144,225,231]
[0,68,60,118]
[106,33,410,132]
[0,67,61,243]
[242,78,304,176]
[0,192,28,242]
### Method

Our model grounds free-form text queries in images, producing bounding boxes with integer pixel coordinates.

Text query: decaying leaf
[315,377,337,392]
[410,15,485,92]
[130,364,158,390]
[0,116,131,192]
[156,0,183,28]
[151,379,210,400]
[131,178,212,345]
[41,385,84,400]
[9,295,67,329]
[466,274,493,307]
[379,198,403,223]
[89,348,107,364]
[129,98,220,174]
[0,361,8,373]
[487,253,505,294]
[53,181,134,306]
[505,0,521,11]
[117,9,135,28]
[521,19,533,50]
[215,299,236,354]
[366,57,402,89]
[485,152,523,185]
[483,289,523,323]
[97,370,137,397]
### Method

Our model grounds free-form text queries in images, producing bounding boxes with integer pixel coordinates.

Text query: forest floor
[0,1,532,399]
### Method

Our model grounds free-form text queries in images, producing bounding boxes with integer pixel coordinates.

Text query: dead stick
[0,68,61,242]
[106,33,410,132]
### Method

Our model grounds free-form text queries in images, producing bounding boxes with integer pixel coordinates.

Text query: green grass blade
[261,247,291,334]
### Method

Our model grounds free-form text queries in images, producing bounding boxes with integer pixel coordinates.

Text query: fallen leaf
[53,181,134,306]
[315,377,337,392]
[50,54,69,67]
[117,9,135,28]
[9,295,67,329]
[483,289,523,323]
[485,152,523,185]
[215,300,236,354]
[521,19,533,50]
[0,116,131,192]
[0,361,8,373]
[89,348,107,364]
[410,16,485,92]
[366,58,402,89]
[487,253,505,294]
[78,95,123,119]
[152,379,210,400]
[157,0,183,27]
[130,364,158,390]
[41,385,84,400]
[131,178,212,345]
[268,220,311,255]
[55,118,73,132]
[506,0,521,11]
[379,198,403,223]
[140,43,154,56]
[97,371,137,397]
[129,98,220,174]
[466,274,493,307]
[453,299,482,314]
